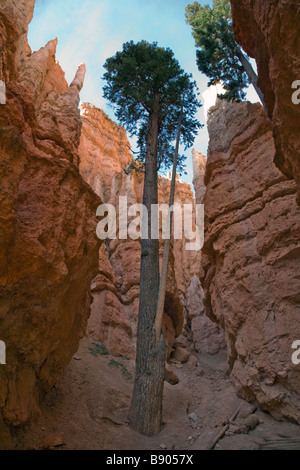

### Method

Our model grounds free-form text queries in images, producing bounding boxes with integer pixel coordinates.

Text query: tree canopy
[186,0,256,102]
[103,40,202,174]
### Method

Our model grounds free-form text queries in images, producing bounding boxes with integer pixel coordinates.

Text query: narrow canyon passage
[12,336,300,451]
[1,0,300,451]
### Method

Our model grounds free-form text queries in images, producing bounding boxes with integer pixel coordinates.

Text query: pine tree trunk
[235,47,267,112]
[128,95,166,436]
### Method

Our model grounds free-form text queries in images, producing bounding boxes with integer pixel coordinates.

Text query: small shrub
[88,342,110,357]
[108,359,133,381]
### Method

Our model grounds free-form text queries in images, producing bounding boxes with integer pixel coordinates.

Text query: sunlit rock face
[230,0,300,204]
[0,0,101,432]
[201,99,300,423]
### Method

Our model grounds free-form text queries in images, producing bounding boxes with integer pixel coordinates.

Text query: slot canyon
[0,0,299,451]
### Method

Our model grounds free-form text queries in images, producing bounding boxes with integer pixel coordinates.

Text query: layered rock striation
[230,0,300,204]
[201,99,300,422]
[0,0,101,435]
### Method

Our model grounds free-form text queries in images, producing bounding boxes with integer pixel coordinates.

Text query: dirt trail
[13,336,300,450]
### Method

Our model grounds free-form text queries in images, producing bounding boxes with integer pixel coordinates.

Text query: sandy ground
[13,336,300,450]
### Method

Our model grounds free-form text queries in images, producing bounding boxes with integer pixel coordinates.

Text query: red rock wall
[0,0,101,435]
[201,99,300,423]
[230,0,300,204]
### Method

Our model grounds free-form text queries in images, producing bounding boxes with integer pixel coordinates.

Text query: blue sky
[28,0,258,188]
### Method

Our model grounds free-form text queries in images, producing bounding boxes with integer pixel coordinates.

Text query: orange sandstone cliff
[0,0,101,439]
[200,99,300,423]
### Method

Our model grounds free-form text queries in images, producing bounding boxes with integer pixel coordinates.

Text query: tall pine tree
[103,40,201,435]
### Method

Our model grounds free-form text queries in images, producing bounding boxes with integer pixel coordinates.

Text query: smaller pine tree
[186,0,266,108]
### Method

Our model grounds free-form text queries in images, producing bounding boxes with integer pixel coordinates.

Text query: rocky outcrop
[230,0,300,204]
[0,0,101,436]
[79,103,132,201]
[79,103,216,358]
[201,100,300,423]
